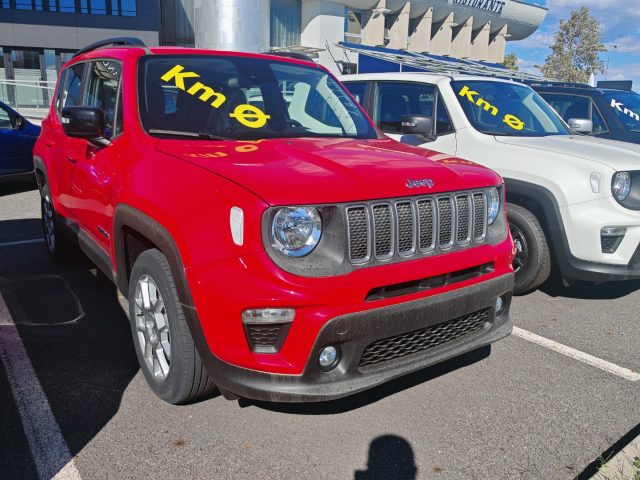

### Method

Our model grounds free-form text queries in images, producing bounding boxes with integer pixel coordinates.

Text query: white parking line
[0,294,82,480]
[513,326,640,382]
[0,238,44,247]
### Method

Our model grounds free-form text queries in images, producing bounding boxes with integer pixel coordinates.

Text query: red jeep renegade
[34,38,515,404]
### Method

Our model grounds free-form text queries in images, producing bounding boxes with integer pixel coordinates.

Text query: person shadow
[355,435,418,480]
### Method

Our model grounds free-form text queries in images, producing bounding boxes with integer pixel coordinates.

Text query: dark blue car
[531,82,640,144]
[0,101,41,182]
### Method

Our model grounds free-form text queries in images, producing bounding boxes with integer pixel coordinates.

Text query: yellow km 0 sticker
[161,65,271,129]
[458,85,524,131]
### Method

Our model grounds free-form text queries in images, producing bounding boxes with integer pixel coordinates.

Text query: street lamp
[605,45,618,80]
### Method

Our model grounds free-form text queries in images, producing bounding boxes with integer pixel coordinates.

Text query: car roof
[68,44,319,70]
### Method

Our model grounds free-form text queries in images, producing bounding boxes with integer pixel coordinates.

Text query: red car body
[34,43,514,402]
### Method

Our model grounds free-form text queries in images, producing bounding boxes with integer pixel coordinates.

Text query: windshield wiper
[148,129,230,140]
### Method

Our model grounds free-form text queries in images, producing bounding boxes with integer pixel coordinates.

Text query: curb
[591,433,640,479]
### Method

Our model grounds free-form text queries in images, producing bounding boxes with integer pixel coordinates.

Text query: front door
[0,104,34,174]
[371,81,457,155]
[67,60,123,252]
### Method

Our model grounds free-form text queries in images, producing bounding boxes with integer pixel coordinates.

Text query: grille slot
[359,308,490,368]
[417,199,434,251]
[456,195,471,244]
[344,190,489,267]
[472,193,486,240]
[395,202,415,255]
[437,197,454,247]
[372,204,393,259]
[347,207,369,262]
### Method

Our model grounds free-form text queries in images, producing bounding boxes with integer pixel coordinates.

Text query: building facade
[0,0,159,107]
[161,0,547,73]
[0,0,546,107]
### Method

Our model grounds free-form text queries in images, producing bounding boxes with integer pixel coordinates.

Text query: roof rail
[73,37,147,58]
[337,42,549,83]
[528,81,592,88]
[262,51,315,62]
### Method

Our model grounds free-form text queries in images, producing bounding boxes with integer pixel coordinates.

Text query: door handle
[67,155,77,164]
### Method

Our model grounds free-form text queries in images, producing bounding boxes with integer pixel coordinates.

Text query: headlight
[271,207,322,257]
[486,187,501,225]
[612,172,631,202]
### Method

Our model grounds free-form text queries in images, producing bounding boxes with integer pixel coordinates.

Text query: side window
[435,94,454,135]
[0,105,15,129]
[58,63,86,112]
[344,81,367,106]
[540,94,589,121]
[373,82,435,134]
[85,60,122,139]
[591,105,608,134]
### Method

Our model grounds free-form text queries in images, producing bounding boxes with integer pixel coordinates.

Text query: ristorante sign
[452,0,506,14]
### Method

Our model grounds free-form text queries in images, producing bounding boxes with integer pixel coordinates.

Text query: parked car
[34,38,514,404]
[340,73,640,294]
[0,100,40,182]
[531,82,640,144]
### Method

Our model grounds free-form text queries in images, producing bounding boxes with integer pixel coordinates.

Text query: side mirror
[567,118,593,134]
[401,114,434,140]
[61,106,105,140]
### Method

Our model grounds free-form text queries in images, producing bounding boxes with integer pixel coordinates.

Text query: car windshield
[602,90,640,132]
[451,80,570,137]
[138,55,377,140]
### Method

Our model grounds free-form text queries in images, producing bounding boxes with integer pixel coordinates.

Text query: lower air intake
[359,308,490,368]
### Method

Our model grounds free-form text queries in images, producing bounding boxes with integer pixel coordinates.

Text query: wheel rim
[510,223,529,275]
[42,198,56,254]
[134,275,171,382]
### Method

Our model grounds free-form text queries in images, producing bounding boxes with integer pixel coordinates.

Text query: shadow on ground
[239,345,491,415]
[0,176,37,197]
[539,272,640,300]
[0,219,139,479]
[355,434,418,480]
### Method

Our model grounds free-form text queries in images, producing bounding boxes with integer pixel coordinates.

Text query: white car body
[340,72,640,284]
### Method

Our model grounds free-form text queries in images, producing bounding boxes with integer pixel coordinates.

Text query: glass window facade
[270,0,301,48]
[0,47,74,108]
[0,0,137,16]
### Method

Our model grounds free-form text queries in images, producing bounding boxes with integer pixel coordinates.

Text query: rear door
[48,62,87,214]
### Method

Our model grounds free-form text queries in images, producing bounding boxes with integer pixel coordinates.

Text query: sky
[505,0,640,90]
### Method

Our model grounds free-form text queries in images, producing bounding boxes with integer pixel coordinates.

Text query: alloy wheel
[510,223,529,274]
[134,274,171,382]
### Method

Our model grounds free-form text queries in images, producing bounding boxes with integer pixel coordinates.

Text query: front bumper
[184,273,513,402]
[558,198,640,281]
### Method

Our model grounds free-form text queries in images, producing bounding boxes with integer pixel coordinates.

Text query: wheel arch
[503,178,571,272]
[113,204,194,308]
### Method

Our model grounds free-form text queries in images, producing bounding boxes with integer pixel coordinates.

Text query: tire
[40,190,73,263]
[128,248,216,404]
[507,203,551,295]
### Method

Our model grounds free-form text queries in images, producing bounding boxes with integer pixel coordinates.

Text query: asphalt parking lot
[1,186,639,480]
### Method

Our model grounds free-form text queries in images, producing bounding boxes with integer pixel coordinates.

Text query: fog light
[495,296,506,316]
[318,346,340,371]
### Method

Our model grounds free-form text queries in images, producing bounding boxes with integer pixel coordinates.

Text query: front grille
[346,190,488,265]
[359,308,490,368]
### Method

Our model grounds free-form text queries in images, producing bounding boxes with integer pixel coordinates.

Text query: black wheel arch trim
[504,178,640,281]
[113,204,194,308]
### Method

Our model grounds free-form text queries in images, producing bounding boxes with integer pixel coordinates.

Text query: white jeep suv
[340,73,640,294]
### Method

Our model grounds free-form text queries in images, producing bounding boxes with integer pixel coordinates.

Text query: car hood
[494,135,640,171]
[157,137,500,205]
